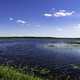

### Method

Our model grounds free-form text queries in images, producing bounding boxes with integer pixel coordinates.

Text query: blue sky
[0,0,80,37]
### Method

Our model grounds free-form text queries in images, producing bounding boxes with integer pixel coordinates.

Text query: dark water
[0,39,80,67]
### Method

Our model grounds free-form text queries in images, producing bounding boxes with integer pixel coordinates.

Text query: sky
[0,0,80,37]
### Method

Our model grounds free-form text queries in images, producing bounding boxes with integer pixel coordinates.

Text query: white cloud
[44,13,52,17]
[44,9,75,17]
[9,18,27,24]
[9,17,14,21]
[53,10,75,17]
[16,20,26,24]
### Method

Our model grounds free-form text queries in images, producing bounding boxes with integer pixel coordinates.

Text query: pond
[0,39,80,67]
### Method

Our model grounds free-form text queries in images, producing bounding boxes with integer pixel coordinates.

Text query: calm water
[0,39,80,66]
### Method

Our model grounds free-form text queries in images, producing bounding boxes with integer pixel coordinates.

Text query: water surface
[0,39,80,66]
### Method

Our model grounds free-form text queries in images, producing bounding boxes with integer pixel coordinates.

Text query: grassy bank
[0,65,43,80]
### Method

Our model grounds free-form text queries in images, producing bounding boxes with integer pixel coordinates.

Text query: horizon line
[0,36,80,39]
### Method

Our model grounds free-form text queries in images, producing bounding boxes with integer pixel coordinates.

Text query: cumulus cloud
[9,18,27,24]
[44,13,52,17]
[53,10,75,17]
[16,20,26,24]
[8,18,42,27]
[44,9,75,17]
